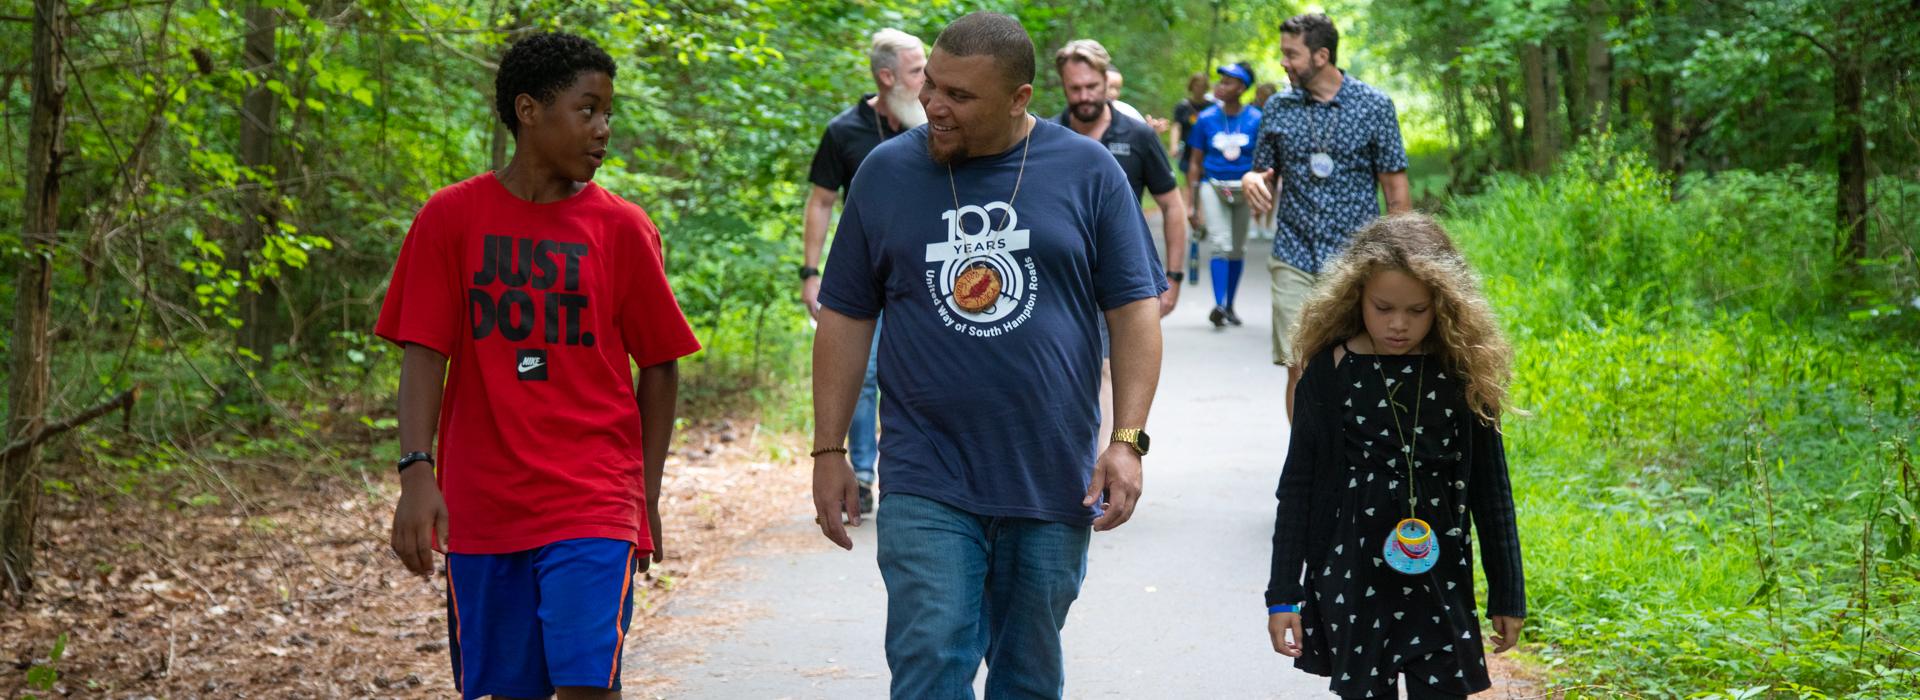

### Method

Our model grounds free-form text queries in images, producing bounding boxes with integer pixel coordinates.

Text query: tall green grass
[1443,143,1920,698]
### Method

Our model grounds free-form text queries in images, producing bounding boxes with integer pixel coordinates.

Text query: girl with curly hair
[1264,213,1526,699]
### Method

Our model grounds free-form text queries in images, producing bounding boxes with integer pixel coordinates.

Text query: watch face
[1136,431,1151,455]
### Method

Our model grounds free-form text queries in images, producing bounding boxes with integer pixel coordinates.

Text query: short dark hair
[1281,13,1339,66]
[933,12,1035,90]
[494,32,617,136]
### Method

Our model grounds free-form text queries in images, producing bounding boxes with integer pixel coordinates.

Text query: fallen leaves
[0,418,808,698]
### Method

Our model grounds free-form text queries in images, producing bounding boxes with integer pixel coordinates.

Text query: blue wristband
[1268,603,1300,615]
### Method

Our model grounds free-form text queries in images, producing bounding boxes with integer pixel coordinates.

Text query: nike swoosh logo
[517,358,544,373]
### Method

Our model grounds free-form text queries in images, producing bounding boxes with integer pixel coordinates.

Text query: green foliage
[1446,147,1920,696]
[3,2,1917,692]
[0,0,1301,472]
[1345,0,1920,192]
[23,632,67,697]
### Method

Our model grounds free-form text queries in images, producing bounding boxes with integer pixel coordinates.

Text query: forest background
[2,0,1917,696]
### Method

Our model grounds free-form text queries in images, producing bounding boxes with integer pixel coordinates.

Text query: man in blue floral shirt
[1242,12,1411,420]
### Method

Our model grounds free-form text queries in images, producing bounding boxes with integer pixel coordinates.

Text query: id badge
[1310,152,1334,178]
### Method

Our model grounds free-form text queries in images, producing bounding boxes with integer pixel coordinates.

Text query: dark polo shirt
[1055,103,1178,202]
[809,94,906,200]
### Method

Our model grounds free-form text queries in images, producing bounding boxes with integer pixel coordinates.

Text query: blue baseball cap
[1217,64,1254,87]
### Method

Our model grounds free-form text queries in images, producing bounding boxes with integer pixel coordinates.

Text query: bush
[1442,144,1920,697]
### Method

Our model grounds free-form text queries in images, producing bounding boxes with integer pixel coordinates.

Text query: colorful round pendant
[1382,517,1439,575]
[952,263,1002,313]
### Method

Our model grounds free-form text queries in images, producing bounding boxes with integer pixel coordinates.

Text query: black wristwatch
[1167,271,1185,283]
[396,451,434,474]
[798,265,821,280]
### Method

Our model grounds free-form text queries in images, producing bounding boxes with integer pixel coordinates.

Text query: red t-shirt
[375,172,701,554]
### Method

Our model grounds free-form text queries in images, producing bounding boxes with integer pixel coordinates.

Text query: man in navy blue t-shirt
[810,12,1166,699]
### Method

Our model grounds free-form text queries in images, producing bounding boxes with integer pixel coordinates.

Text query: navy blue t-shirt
[818,118,1166,525]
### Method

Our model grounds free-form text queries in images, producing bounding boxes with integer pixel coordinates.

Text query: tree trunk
[1490,80,1521,171]
[2,0,68,597]
[1651,67,1678,168]
[1443,59,1472,185]
[1522,43,1558,173]
[238,3,280,363]
[487,22,519,171]
[1568,45,1592,137]
[1648,0,1680,181]
[1836,54,1868,263]
[1583,0,1612,134]
[1556,45,1579,145]
[490,122,509,171]
[1204,0,1222,69]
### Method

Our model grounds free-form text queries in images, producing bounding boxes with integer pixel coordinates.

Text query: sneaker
[1224,307,1244,326]
[1208,306,1227,328]
[858,484,875,515]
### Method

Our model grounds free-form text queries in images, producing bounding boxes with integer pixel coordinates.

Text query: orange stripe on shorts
[447,559,465,691]
[608,544,636,686]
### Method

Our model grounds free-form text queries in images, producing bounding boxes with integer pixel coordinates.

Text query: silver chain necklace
[946,114,1034,230]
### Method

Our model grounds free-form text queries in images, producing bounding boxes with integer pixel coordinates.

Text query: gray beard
[882,86,927,130]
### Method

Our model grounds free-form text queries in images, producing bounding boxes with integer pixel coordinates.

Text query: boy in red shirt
[375,32,700,700]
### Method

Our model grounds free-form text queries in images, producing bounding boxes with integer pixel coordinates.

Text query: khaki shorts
[1197,180,1251,260]
[1269,259,1316,365]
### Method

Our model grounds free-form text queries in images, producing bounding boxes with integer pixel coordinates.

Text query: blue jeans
[848,319,881,485]
[876,493,1091,699]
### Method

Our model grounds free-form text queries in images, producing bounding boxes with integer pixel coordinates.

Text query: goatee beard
[927,136,961,165]
[883,85,928,130]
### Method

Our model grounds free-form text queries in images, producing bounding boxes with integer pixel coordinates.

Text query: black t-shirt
[808,94,906,199]
[1171,98,1209,168]
[1054,104,1178,202]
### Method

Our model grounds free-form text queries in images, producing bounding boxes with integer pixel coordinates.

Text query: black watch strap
[1167,271,1185,283]
[396,451,434,474]
[799,265,821,280]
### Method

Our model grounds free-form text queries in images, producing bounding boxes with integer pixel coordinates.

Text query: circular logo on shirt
[922,200,1039,337]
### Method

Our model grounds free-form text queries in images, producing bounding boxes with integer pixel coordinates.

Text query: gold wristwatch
[1111,428,1151,456]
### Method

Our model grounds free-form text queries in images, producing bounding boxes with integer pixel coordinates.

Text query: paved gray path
[629,236,1329,698]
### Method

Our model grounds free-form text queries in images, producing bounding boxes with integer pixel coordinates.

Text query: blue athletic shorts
[445,537,638,699]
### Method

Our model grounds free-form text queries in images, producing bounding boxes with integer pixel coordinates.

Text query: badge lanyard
[1376,356,1439,576]
[1308,101,1334,179]
[1219,108,1250,162]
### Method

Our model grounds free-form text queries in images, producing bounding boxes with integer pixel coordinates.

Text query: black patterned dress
[1267,344,1526,699]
